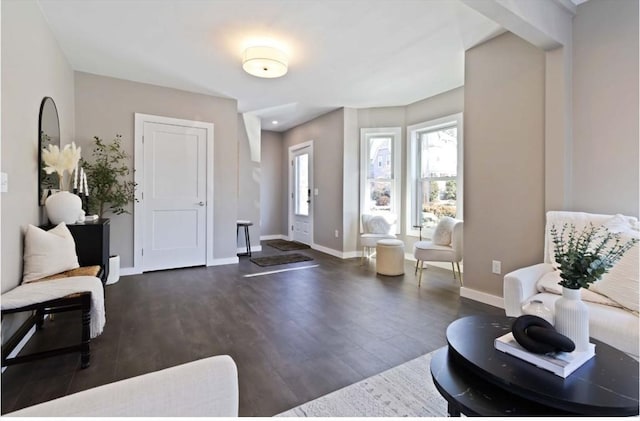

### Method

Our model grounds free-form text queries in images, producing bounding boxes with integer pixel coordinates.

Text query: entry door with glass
[290,144,313,245]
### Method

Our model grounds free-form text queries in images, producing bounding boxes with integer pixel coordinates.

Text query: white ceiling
[38,0,503,131]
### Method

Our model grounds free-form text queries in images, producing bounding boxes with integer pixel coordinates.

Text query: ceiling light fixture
[242,46,288,78]
[272,120,279,125]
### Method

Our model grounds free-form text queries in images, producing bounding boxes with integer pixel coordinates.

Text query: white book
[494,332,595,378]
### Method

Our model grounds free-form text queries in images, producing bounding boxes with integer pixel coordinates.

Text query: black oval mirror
[38,97,60,205]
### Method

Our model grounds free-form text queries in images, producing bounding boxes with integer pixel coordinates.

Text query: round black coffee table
[430,315,639,416]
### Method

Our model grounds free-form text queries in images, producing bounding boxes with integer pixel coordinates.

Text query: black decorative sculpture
[512,315,575,354]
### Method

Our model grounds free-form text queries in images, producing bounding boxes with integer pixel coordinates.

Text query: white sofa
[504,211,639,357]
[5,355,238,417]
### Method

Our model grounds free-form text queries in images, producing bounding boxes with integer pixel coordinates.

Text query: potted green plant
[82,134,138,285]
[550,223,637,351]
[82,134,137,218]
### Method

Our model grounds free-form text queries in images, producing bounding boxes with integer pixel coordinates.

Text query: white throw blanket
[1,276,105,338]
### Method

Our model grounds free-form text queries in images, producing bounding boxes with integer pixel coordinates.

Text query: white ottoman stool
[376,239,405,276]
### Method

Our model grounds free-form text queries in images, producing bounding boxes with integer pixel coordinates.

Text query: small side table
[236,220,253,257]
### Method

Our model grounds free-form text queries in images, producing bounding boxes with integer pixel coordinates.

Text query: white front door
[142,121,207,271]
[290,143,313,245]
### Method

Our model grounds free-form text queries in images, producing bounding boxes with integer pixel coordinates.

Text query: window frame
[360,127,402,234]
[406,113,463,238]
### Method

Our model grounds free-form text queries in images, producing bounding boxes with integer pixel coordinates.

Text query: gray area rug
[276,351,447,417]
[266,240,311,251]
[250,253,313,267]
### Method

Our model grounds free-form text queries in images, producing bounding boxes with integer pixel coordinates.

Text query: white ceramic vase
[45,191,82,224]
[554,287,590,352]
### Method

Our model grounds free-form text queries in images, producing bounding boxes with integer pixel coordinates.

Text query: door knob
[197,201,205,206]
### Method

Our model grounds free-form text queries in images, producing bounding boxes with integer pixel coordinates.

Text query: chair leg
[457,262,463,286]
[361,247,366,264]
[415,259,419,275]
[418,263,424,287]
[451,262,457,280]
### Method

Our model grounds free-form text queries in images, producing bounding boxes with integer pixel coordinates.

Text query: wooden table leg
[80,293,91,369]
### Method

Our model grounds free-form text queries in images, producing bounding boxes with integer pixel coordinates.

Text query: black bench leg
[80,294,91,369]
[35,308,45,330]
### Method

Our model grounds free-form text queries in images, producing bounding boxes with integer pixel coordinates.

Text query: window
[360,127,401,232]
[406,113,463,237]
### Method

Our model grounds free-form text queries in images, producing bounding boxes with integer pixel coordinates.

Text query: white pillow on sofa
[590,230,639,313]
[23,223,79,283]
[536,270,622,308]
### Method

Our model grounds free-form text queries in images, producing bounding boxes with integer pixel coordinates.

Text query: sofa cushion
[543,211,638,264]
[23,223,79,283]
[590,229,639,313]
[536,270,621,308]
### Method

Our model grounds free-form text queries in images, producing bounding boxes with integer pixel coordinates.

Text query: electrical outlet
[334,230,339,238]
[492,260,501,274]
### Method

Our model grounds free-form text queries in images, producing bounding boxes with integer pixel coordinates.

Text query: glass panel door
[294,153,309,216]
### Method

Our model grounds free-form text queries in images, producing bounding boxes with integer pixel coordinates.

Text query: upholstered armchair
[413,217,463,287]
[360,214,397,263]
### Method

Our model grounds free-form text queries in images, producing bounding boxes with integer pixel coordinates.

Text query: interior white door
[291,145,312,245]
[143,121,207,271]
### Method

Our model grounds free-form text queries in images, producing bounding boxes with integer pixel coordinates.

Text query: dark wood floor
[1,243,503,416]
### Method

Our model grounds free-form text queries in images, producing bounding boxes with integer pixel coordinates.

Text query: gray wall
[572,0,639,217]
[1,0,76,340]
[464,32,545,297]
[74,72,239,267]
[237,115,261,248]
[1,0,75,292]
[342,108,360,254]
[260,130,283,237]
[282,109,345,251]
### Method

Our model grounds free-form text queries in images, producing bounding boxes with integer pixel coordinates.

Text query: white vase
[555,287,590,352]
[45,191,82,224]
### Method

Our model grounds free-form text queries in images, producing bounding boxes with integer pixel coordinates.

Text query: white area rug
[276,352,448,417]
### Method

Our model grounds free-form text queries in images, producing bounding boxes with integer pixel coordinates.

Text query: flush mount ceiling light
[242,46,288,78]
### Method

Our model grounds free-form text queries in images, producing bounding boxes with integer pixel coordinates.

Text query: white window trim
[360,127,402,234]
[406,113,463,238]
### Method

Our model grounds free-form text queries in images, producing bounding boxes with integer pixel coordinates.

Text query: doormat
[265,240,311,251]
[250,253,313,267]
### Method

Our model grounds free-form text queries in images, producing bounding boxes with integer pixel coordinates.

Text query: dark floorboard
[1,242,503,416]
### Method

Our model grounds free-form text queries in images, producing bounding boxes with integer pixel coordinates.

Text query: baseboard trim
[208,257,240,266]
[236,246,262,253]
[460,287,504,309]
[311,243,343,258]
[310,244,361,259]
[342,251,361,259]
[1,324,37,373]
[120,267,141,276]
[260,234,287,241]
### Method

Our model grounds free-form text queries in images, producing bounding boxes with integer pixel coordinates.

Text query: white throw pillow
[432,217,456,246]
[590,230,639,313]
[23,223,79,283]
[366,216,391,234]
[603,214,635,233]
[536,270,622,308]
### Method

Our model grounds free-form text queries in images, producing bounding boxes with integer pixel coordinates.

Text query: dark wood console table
[43,219,111,283]
[430,315,639,416]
